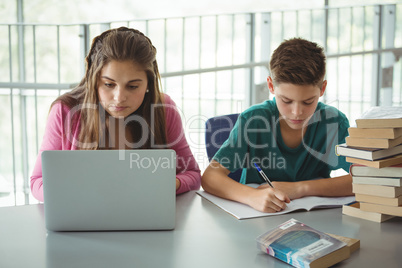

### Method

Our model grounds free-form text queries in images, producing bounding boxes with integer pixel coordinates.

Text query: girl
[31,27,201,202]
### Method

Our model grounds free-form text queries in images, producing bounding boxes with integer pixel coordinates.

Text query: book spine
[355,194,402,206]
[348,127,400,139]
[352,176,402,187]
[352,184,401,198]
[346,155,402,169]
[342,202,392,222]
[356,119,402,129]
[350,164,402,177]
[345,137,390,149]
[360,202,402,217]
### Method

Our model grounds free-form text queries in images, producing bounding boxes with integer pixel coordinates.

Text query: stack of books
[336,106,402,222]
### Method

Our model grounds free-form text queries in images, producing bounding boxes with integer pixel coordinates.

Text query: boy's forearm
[300,174,353,197]
[202,166,255,204]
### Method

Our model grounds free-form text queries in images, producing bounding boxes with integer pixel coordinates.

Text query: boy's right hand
[247,187,290,213]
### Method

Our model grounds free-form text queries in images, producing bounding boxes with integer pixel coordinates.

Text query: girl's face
[97,60,148,118]
[267,76,326,131]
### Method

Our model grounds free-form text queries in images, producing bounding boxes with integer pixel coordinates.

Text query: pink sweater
[30,94,201,202]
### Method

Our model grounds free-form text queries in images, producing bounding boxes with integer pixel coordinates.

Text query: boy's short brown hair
[269,38,326,87]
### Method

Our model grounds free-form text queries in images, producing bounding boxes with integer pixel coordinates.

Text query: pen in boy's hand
[253,163,274,188]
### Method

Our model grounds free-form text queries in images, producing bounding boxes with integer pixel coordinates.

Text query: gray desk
[1,191,402,268]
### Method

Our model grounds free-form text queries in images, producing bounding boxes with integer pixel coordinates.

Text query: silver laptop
[42,149,176,231]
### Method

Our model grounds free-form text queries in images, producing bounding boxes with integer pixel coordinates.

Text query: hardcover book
[355,194,402,207]
[342,202,394,222]
[345,135,402,149]
[352,183,402,198]
[355,106,402,128]
[348,127,402,139]
[346,154,402,168]
[336,143,402,161]
[256,219,350,268]
[352,176,402,187]
[350,163,402,177]
[360,203,402,217]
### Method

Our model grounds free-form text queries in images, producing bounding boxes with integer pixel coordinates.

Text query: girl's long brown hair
[52,27,167,149]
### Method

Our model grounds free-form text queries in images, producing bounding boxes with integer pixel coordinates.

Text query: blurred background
[1,0,401,206]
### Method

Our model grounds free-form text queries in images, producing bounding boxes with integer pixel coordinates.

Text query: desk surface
[1,191,402,268]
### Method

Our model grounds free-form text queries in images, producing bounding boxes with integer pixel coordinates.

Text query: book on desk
[342,202,395,222]
[335,143,402,161]
[256,218,359,268]
[352,176,402,187]
[348,126,402,139]
[354,106,402,128]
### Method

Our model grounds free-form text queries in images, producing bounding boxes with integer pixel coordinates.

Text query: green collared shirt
[213,98,350,184]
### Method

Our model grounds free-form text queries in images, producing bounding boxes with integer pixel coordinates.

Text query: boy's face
[267,76,326,131]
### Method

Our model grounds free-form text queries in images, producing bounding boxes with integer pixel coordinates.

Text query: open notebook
[197,184,355,220]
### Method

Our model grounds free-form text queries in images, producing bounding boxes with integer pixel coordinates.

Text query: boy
[201,38,353,213]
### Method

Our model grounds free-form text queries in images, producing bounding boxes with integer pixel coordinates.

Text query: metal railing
[0,3,401,206]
